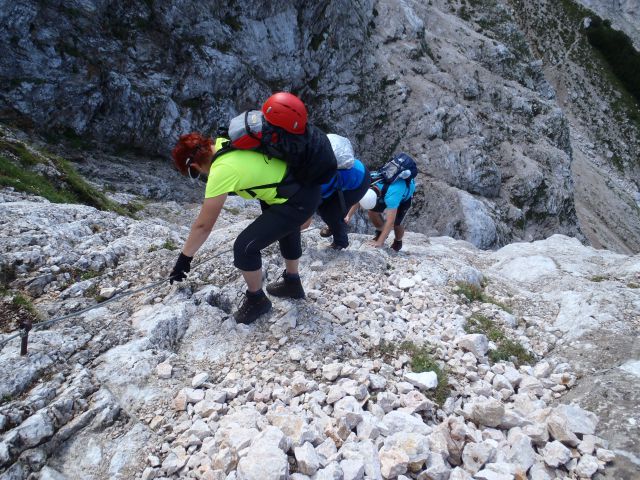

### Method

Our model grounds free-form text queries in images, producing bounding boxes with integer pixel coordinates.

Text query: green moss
[84,283,100,301]
[125,200,145,216]
[611,155,624,172]
[149,238,178,253]
[454,280,513,312]
[459,6,471,21]
[181,97,202,109]
[589,275,607,282]
[0,140,41,165]
[191,35,207,47]
[223,206,240,215]
[61,43,82,58]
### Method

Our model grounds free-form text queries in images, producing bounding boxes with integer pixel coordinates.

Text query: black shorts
[371,197,412,226]
[233,185,321,271]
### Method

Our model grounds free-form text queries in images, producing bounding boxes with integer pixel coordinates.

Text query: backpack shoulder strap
[212,139,234,163]
[381,182,391,199]
[212,144,300,198]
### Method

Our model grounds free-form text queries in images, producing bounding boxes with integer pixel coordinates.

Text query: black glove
[169,253,193,284]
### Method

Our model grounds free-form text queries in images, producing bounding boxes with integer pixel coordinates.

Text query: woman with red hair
[169,131,321,324]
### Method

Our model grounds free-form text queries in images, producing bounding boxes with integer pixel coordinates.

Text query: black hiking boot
[266,270,305,299]
[391,239,403,252]
[329,243,346,250]
[373,230,382,241]
[234,289,272,324]
[320,226,332,238]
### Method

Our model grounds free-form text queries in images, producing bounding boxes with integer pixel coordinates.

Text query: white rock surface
[404,371,438,390]
[0,189,634,480]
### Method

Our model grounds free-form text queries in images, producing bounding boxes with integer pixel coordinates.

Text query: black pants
[233,185,321,271]
[317,168,371,248]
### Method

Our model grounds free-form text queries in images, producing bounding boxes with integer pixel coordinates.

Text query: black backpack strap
[381,182,391,199]
[212,139,233,164]
[212,140,298,198]
[242,175,298,198]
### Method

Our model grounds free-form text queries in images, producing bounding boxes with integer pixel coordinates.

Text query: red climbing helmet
[262,92,308,134]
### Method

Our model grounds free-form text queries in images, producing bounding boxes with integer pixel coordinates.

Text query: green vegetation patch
[585,17,640,106]
[465,313,534,366]
[589,275,607,282]
[0,289,41,335]
[11,293,39,318]
[80,270,101,281]
[0,153,77,203]
[148,239,178,252]
[376,340,450,405]
[453,281,513,313]
[0,138,137,217]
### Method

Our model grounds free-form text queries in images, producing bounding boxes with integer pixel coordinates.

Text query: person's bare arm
[344,203,359,224]
[370,208,397,247]
[182,194,227,256]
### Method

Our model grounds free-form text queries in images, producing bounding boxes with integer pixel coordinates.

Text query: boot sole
[266,290,305,299]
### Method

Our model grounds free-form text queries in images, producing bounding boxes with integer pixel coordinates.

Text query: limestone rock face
[507,0,640,254]
[0,0,591,249]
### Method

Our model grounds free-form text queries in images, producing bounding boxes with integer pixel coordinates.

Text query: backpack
[326,134,355,170]
[223,110,337,187]
[376,152,418,198]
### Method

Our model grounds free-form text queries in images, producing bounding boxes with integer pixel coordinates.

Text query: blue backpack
[377,152,418,197]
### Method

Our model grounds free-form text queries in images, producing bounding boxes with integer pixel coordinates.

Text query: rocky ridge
[0,184,638,479]
[0,0,586,250]
[506,0,640,254]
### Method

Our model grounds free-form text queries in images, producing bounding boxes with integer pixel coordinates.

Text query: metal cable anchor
[19,319,32,356]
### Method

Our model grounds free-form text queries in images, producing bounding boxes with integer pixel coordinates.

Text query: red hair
[171,132,214,175]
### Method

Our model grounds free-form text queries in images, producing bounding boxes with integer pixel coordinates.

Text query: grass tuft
[11,293,39,318]
[149,239,177,252]
[465,313,534,366]
[454,281,513,313]
[377,340,450,405]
